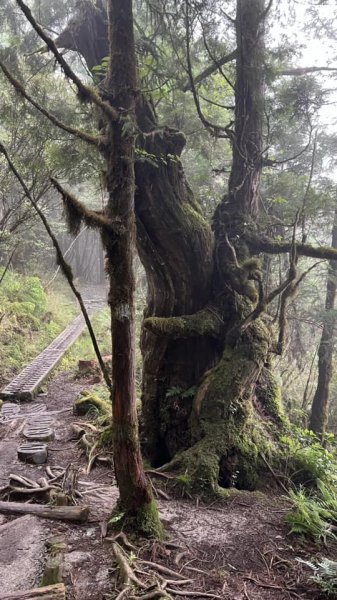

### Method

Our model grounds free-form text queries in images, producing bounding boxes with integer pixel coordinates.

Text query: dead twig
[145,470,176,480]
[259,453,289,493]
[115,588,130,600]
[129,590,172,600]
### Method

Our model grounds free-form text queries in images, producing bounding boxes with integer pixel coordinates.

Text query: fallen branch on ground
[0,583,65,599]
[0,500,89,522]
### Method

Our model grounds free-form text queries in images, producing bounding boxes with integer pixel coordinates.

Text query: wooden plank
[0,583,65,600]
[0,501,89,522]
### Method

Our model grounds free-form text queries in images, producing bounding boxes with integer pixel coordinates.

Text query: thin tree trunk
[309,208,337,435]
[105,0,162,534]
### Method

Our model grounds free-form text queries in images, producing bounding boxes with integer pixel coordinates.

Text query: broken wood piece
[0,500,89,522]
[0,583,65,600]
[6,485,55,495]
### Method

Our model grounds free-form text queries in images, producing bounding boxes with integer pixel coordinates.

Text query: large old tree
[4,0,337,499]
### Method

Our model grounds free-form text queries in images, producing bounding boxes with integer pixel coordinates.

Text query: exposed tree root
[113,542,146,588]
[2,465,82,505]
[138,560,190,580]
[109,540,225,600]
[106,532,137,551]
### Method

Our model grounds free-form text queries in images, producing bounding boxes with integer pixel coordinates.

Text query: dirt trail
[0,373,330,599]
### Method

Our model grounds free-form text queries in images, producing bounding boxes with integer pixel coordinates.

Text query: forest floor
[0,372,334,600]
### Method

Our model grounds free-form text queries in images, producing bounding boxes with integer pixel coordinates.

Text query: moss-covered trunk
[56,1,217,467]
[143,0,285,493]
[134,117,216,465]
[57,0,286,494]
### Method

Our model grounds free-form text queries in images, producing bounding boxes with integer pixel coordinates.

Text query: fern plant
[286,488,335,542]
[298,557,337,595]
[286,482,337,542]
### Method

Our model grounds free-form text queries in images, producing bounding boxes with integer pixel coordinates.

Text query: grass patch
[0,270,77,386]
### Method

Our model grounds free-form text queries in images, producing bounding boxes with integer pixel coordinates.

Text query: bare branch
[279,66,337,77]
[0,245,18,285]
[300,130,317,242]
[183,1,231,138]
[181,50,237,92]
[0,59,104,148]
[0,142,112,391]
[261,0,274,20]
[45,228,88,289]
[15,0,118,121]
[263,137,312,167]
[200,25,235,91]
[249,235,337,261]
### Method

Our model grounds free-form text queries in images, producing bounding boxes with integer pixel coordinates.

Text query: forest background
[3,0,337,539]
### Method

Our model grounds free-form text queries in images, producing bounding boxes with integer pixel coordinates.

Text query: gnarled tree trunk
[57,0,286,496]
[144,0,285,494]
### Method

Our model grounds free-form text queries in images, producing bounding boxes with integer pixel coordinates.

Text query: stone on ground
[0,515,47,593]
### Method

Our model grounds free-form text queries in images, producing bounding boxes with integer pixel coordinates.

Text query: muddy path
[0,372,331,599]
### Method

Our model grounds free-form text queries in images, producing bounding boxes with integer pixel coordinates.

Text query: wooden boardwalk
[0,286,106,401]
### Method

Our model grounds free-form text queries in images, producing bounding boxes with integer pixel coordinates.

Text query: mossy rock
[73,392,111,419]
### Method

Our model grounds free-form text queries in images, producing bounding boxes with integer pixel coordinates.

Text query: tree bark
[104,0,162,535]
[55,6,215,466]
[309,208,337,435]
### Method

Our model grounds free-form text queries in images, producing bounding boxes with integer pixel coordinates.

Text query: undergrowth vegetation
[279,428,337,486]
[0,269,77,386]
[280,428,337,544]
[299,557,337,595]
[286,481,337,542]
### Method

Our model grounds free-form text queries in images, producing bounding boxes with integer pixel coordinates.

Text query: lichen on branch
[143,308,223,339]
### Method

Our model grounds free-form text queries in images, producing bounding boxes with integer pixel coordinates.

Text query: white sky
[272,1,337,129]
